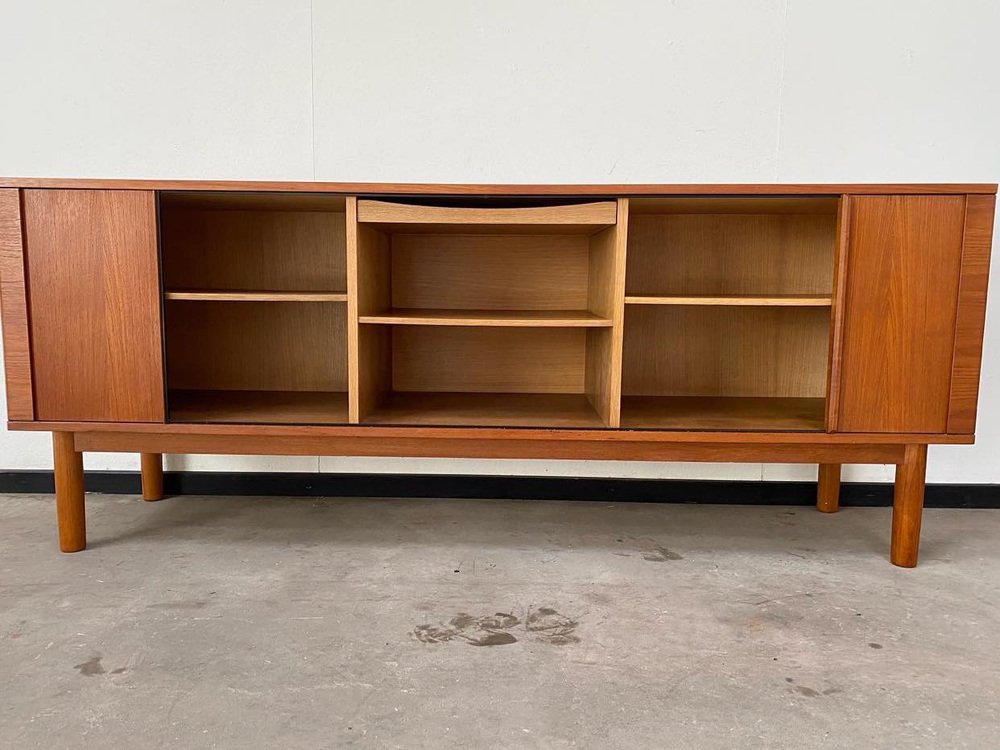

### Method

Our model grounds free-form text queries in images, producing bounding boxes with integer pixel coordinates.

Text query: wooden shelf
[165,290,347,302]
[357,199,616,233]
[359,309,612,327]
[170,390,349,425]
[621,396,825,431]
[625,294,832,307]
[363,392,606,427]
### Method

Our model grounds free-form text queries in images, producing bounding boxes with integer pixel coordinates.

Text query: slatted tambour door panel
[22,190,164,422]
[838,196,966,433]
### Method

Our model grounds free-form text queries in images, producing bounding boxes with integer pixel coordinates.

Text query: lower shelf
[170,390,349,425]
[621,396,826,431]
[363,392,605,428]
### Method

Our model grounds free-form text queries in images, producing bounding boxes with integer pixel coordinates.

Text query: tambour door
[22,189,165,422]
[837,194,993,433]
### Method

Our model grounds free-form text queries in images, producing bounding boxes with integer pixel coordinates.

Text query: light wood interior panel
[629,197,839,215]
[391,327,587,394]
[358,199,616,231]
[359,309,609,326]
[622,396,825,431]
[165,301,346,392]
[584,200,628,426]
[623,306,830,398]
[161,204,346,293]
[626,213,836,296]
[170,390,348,425]
[356,324,392,422]
[363,392,603,428]
[389,234,589,310]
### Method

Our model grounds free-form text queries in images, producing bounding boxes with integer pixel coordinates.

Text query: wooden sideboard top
[0,178,995,195]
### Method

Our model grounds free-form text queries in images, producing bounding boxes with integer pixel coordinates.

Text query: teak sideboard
[0,179,995,567]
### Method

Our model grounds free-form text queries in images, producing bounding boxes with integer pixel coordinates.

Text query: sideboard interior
[161,191,350,424]
[156,192,844,431]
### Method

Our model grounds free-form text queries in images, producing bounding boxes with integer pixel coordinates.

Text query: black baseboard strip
[0,471,998,508]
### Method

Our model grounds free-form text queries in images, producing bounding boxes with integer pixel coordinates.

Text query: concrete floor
[1,493,999,749]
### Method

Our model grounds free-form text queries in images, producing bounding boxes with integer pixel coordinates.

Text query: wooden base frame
[48,430,929,567]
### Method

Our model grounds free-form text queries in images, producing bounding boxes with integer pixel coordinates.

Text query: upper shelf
[165,290,347,303]
[359,308,612,327]
[357,199,617,234]
[625,295,833,307]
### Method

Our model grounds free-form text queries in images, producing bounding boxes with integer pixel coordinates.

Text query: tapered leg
[817,464,841,513]
[53,432,86,553]
[891,444,927,568]
[141,453,164,501]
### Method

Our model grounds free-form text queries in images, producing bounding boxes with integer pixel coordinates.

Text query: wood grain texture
[1,178,993,195]
[0,189,33,420]
[620,396,824,431]
[625,295,831,307]
[363,392,603,428]
[817,463,841,513]
[164,291,347,302]
[625,213,836,296]
[161,206,346,293]
[166,300,347,392]
[53,432,85,552]
[23,190,164,422]
[74,430,906,464]
[891,444,927,567]
[585,198,629,427]
[15,418,971,445]
[947,194,996,434]
[160,191,345,211]
[170,390,349,425]
[358,199,616,228]
[140,453,164,501]
[360,309,610,327]
[629,197,840,214]
[838,196,967,433]
[350,206,392,422]
[389,234,589,310]
[622,306,830,398]
[824,196,852,432]
[392,327,586,394]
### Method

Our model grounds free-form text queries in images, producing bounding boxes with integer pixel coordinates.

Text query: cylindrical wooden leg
[891,444,927,568]
[141,453,164,501]
[53,432,86,553]
[817,463,841,513]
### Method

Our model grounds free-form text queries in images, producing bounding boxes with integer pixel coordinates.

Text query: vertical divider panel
[349,199,392,423]
[585,198,628,426]
[825,194,851,432]
[346,197,361,422]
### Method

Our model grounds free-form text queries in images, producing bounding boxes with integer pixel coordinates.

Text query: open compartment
[352,198,625,427]
[356,325,606,427]
[621,305,830,431]
[626,196,838,304]
[355,198,617,323]
[165,300,348,424]
[160,191,347,300]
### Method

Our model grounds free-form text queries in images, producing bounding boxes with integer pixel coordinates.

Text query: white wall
[1,0,997,483]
